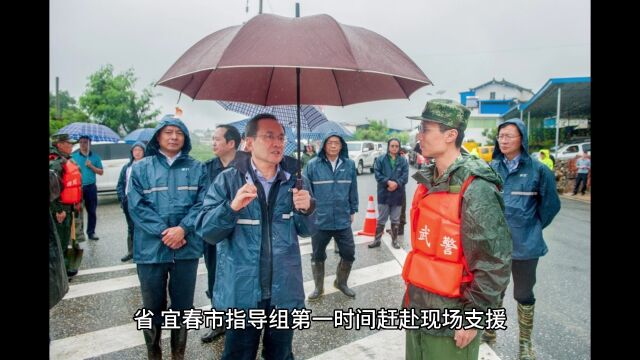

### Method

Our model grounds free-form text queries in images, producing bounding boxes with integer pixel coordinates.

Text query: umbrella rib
[393,76,411,99]
[332,69,345,106]
[263,67,276,105]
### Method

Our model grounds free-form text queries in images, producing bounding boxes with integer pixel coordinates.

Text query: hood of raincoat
[145,115,192,157]
[318,132,349,160]
[492,118,530,161]
[128,141,147,164]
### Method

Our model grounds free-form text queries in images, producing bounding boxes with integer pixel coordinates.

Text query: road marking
[52,261,402,359]
[67,236,379,300]
[309,329,501,360]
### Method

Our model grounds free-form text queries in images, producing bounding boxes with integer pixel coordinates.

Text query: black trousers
[311,228,355,262]
[511,258,539,305]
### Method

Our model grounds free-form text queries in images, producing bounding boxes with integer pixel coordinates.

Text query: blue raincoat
[303,133,358,230]
[490,118,561,260]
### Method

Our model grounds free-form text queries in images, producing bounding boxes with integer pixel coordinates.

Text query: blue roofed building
[459,78,534,144]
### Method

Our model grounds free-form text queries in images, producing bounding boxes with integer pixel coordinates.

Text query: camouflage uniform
[404,99,512,359]
[49,135,80,272]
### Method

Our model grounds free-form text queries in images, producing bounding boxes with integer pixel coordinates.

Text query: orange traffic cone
[357,195,377,236]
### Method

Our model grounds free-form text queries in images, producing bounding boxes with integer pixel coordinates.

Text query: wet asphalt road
[50,166,590,359]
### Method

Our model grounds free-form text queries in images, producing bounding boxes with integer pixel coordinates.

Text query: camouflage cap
[407,98,470,131]
[51,133,77,144]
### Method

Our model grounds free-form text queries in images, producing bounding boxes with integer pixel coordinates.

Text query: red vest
[50,154,83,205]
[402,176,475,299]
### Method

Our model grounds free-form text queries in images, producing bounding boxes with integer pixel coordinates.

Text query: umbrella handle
[295,177,303,190]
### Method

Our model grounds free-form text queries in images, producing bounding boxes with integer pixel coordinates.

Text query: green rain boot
[518,303,536,360]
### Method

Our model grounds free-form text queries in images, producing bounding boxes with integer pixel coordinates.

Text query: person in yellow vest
[538,149,554,170]
[403,99,512,359]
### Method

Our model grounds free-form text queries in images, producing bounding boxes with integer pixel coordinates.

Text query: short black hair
[216,124,242,150]
[245,113,283,137]
[436,123,464,148]
[79,135,91,142]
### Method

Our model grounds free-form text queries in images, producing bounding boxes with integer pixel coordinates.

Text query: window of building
[490,92,496,100]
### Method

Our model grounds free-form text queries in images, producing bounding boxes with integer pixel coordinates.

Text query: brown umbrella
[157,13,432,185]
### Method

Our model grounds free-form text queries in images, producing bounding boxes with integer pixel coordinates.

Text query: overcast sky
[50,0,590,131]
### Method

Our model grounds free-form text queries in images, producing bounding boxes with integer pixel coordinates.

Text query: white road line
[66,235,378,300]
[51,261,402,359]
[309,329,501,360]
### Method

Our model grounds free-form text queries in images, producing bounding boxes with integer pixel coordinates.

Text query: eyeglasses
[256,134,287,144]
[497,134,521,141]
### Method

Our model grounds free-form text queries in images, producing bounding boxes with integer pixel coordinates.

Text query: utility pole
[295,2,300,17]
[259,0,262,14]
[55,76,61,120]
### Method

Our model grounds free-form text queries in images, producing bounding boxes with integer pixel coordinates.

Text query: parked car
[476,145,494,162]
[554,142,591,161]
[347,141,383,175]
[72,142,132,194]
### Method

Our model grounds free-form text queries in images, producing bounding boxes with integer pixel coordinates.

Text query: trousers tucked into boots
[307,260,325,301]
[368,224,385,248]
[334,259,356,297]
[391,223,401,249]
[518,303,536,360]
[143,324,162,360]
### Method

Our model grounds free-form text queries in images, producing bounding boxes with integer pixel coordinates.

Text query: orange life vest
[402,176,475,299]
[50,154,83,205]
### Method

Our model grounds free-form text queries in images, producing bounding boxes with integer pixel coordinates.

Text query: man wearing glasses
[485,118,560,360]
[196,113,316,359]
[304,133,359,300]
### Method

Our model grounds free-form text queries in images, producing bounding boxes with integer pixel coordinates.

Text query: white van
[555,142,591,161]
[72,142,132,194]
[346,141,384,175]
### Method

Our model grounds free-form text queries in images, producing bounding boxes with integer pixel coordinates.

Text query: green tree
[395,131,410,146]
[482,127,498,145]
[79,64,161,134]
[353,119,389,141]
[49,91,89,135]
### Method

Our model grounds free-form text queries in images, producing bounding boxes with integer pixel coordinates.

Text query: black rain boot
[307,260,325,301]
[397,223,405,235]
[170,326,188,360]
[391,224,401,249]
[333,259,356,298]
[200,326,225,343]
[143,324,162,360]
[121,234,133,262]
[368,224,385,248]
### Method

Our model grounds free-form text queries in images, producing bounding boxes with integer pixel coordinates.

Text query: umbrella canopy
[157,14,431,106]
[157,13,431,185]
[56,122,121,142]
[218,101,328,132]
[124,128,155,144]
[313,121,353,138]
